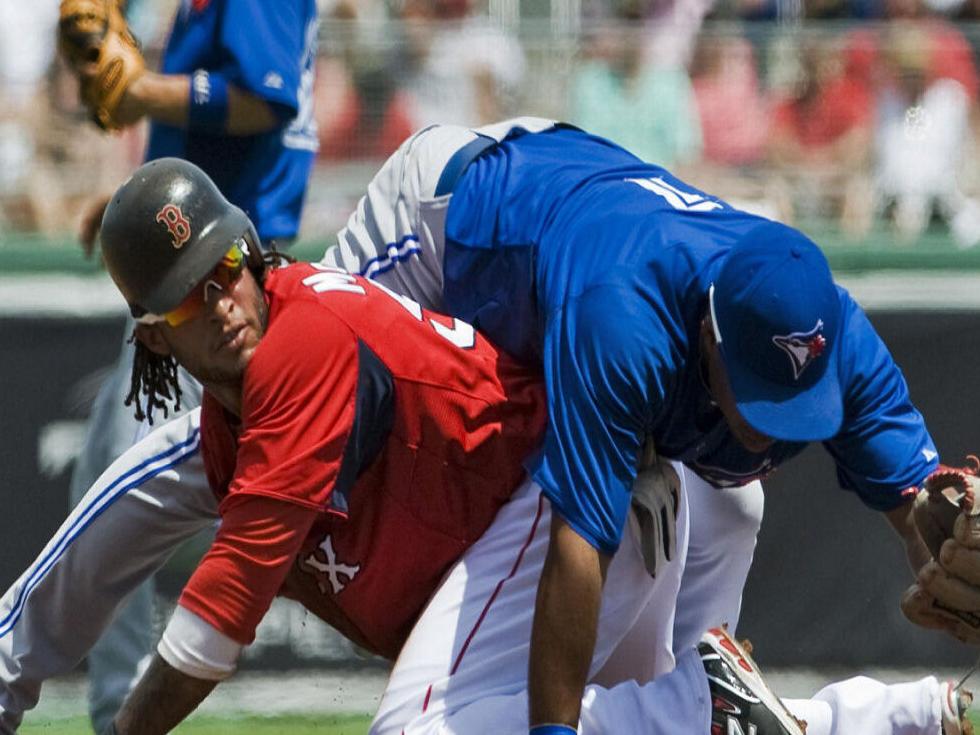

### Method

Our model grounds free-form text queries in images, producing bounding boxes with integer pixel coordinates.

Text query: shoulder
[252,263,435,384]
[264,263,428,338]
[836,285,883,356]
[265,262,368,303]
[264,264,366,334]
[247,266,363,390]
[834,285,905,392]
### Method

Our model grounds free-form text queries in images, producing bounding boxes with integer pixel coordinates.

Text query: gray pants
[68,321,202,732]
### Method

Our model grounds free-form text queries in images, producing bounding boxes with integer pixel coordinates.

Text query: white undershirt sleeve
[157,604,243,681]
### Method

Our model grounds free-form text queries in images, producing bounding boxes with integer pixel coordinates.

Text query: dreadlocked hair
[125,331,182,425]
[259,247,295,274]
[122,246,294,424]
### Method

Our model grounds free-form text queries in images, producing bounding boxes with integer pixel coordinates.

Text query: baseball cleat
[941,680,974,735]
[699,626,807,735]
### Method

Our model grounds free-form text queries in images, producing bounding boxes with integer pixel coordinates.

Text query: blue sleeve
[824,289,938,511]
[219,0,314,116]
[530,286,670,555]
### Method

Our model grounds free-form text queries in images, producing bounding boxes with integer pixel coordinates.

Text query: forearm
[116,72,281,134]
[885,501,931,575]
[113,653,216,734]
[107,497,315,732]
[528,513,608,728]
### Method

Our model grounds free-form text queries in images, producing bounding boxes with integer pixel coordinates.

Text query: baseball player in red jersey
[0,158,969,735]
[188,261,545,661]
[102,157,545,698]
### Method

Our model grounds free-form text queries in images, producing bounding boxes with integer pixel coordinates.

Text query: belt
[434,134,497,197]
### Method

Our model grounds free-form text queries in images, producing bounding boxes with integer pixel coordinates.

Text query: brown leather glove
[902,460,980,645]
[58,0,144,130]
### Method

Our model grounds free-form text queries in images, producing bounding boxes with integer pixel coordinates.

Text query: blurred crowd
[5,0,980,246]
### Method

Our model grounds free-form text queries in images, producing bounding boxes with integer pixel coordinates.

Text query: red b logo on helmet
[156,204,191,249]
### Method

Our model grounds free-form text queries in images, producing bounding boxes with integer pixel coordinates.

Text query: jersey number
[626,177,722,212]
[302,265,476,349]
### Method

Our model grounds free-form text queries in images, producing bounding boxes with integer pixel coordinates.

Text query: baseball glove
[58,0,144,130]
[901,459,980,645]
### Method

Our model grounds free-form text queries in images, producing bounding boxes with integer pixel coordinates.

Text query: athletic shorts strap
[435,135,497,197]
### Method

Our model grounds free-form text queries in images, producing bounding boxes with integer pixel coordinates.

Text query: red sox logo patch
[300,535,360,594]
[155,204,191,249]
[771,320,827,380]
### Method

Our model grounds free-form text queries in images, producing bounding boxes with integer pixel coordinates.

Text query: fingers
[660,462,680,495]
[901,583,959,632]
[902,582,980,644]
[956,512,980,550]
[920,560,980,610]
[907,541,980,645]
[941,539,980,585]
[637,436,656,471]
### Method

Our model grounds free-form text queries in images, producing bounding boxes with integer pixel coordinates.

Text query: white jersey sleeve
[323,116,557,312]
[158,604,241,681]
[0,409,217,733]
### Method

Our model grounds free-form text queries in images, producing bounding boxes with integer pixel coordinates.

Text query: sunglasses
[135,243,246,327]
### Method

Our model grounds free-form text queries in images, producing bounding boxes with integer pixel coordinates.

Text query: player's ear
[134,323,172,356]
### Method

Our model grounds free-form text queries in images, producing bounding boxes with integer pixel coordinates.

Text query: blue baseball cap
[709,221,843,442]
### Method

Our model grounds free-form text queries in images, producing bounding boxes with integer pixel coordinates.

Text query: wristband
[529,726,577,734]
[188,69,229,133]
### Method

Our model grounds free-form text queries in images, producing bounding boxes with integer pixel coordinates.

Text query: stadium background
[4,0,980,728]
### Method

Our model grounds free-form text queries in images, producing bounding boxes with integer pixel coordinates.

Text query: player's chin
[239,329,262,363]
[198,358,248,387]
[237,343,259,373]
[203,346,254,382]
[229,335,262,375]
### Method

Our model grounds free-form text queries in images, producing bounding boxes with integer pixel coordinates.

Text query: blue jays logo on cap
[710,221,843,442]
[772,320,828,380]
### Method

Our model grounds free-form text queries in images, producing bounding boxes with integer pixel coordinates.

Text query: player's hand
[58,0,145,130]
[79,194,111,257]
[901,460,980,645]
[630,439,680,579]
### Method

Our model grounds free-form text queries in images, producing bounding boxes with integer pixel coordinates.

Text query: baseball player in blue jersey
[130,0,318,242]
[56,0,318,728]
[322,118,959,733]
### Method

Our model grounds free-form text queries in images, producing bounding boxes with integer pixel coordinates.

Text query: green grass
[19,714,373,734]
[18,709,980,733]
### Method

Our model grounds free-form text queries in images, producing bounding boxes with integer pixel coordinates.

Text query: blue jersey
[444,126,938,555]
[146,0,318,241]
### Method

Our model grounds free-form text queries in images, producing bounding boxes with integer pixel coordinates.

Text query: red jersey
[181,263,545,659]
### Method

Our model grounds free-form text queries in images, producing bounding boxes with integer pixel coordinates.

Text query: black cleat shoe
[699,626,807,735]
